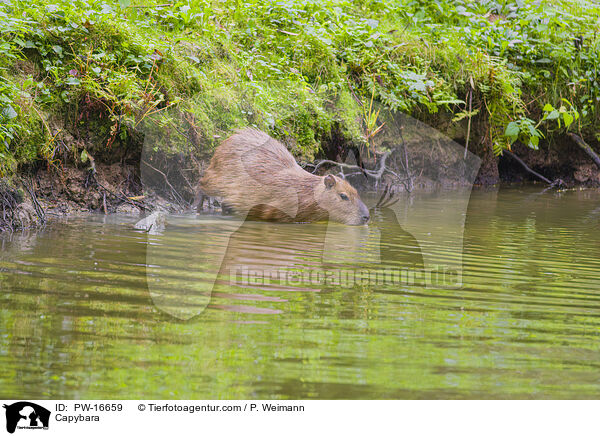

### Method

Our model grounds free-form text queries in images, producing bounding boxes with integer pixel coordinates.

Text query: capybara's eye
[339,193,349,201]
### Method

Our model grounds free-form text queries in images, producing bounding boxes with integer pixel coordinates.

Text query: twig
[346,77,363,107]
[464,79,473,159]
[94,177,146,209]
[129,3,173,8]
[30,105,52,137]
[568,132,600,168]
[277,29,299,36]
[141,160,186,205]
[179,167,196,192]
[20,178,45,223]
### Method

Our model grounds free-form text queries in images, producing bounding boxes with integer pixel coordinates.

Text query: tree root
[568,133,600,169]
[0,180,46,231]
[20,178,46,223]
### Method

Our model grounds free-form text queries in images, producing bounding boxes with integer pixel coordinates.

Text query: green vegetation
[0,0,599,177]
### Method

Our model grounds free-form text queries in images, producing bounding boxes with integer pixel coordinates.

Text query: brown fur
[200,129,370,225]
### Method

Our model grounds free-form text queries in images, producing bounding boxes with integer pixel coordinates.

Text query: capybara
[200,129,370,225]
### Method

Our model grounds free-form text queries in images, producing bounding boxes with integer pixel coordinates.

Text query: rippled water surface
[1,187,599,399]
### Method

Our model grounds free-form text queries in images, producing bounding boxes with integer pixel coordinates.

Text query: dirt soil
[0,163,182,231]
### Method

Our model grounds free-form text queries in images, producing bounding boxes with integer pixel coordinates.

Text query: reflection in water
[0,188,600,399]
[371,206,424,273]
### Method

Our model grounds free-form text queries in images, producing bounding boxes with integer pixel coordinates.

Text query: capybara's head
[316,175,370,225]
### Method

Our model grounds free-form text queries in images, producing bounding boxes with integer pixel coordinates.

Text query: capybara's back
[200,129,299,194]
[200,128,309,219]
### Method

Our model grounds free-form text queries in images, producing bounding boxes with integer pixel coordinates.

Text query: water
[1,187,599,399]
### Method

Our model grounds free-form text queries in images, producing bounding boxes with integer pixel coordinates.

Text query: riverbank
[0,162,158,231]
[2,1,600,173]
[2,0,600,230]
[2,143,599,232]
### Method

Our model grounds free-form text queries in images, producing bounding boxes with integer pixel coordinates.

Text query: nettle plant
[504,99,580,150]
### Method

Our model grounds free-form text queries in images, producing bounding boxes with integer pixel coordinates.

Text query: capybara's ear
[324,174,336,189]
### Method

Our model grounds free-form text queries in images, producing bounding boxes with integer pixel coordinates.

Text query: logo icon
[3,402,50,434]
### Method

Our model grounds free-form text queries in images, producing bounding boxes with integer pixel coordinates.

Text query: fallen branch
[308,150,418,192]
[568,133,600,169]
[503,149,553,184]
[372,151,391,180]
[464,81,473,159]
[312,151,390,180]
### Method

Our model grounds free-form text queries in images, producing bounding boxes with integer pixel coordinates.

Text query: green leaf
[365,19,379,29]
[438,99,466,105]
[563,112,573,127]
[528,135,539,149]
[528,124,538,137]
[546,110,559,120]
[542,103,554,112]
[2,106,18,120]
[505,121,519,138]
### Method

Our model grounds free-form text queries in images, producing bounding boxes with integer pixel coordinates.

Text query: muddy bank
[0,163,179,231]
[2,135,600,232]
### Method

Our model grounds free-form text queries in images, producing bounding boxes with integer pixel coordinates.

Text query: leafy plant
[0,0,599,175]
